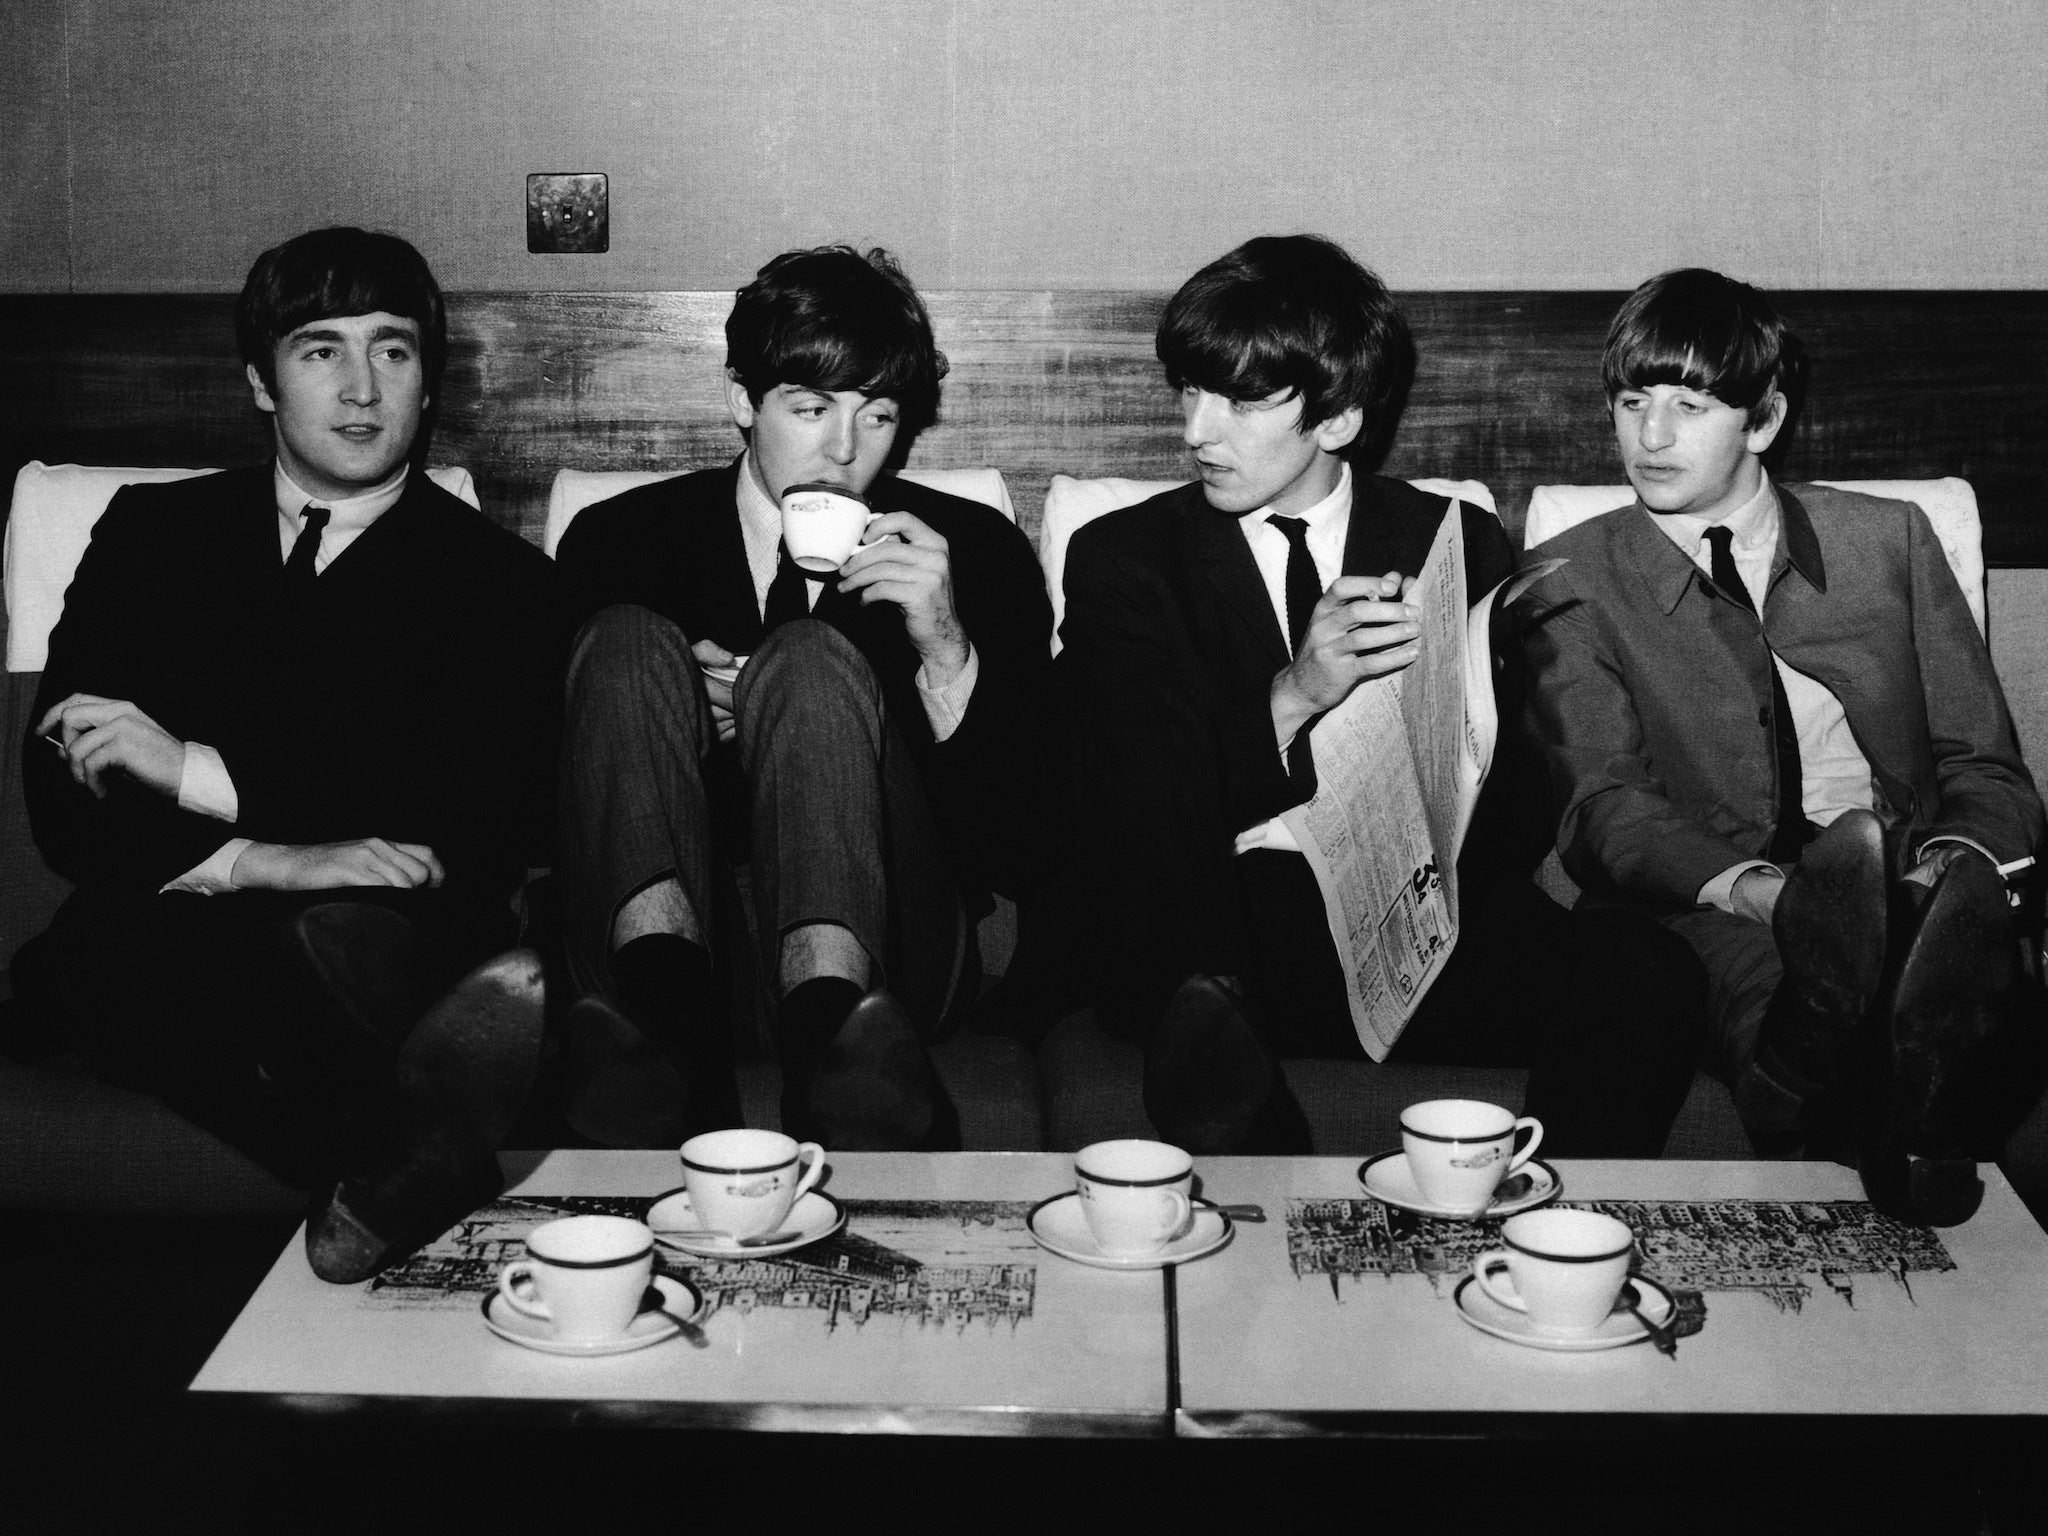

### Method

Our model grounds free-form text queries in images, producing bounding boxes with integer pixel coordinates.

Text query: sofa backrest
[1525,477,1987,636]
[4,461,481,673]
[1038,474,1500,652]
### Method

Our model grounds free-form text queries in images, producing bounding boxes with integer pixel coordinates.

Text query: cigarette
[42,731,66,754]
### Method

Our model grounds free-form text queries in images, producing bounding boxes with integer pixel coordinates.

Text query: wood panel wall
[5,291,2045,564]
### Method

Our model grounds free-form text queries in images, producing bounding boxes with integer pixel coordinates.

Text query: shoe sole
[1887,856,2014,1156]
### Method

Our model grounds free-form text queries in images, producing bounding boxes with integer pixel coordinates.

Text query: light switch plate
[526,172,609,254]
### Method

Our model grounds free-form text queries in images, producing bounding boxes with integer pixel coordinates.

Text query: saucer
[1453,1273,1678,1353]
[482,1273,702,1357]
[646,1187,845,1260]
[1358,1150,1561,1220]
[1026,1190,1234,1270]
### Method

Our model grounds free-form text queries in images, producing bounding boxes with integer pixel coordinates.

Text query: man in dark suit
[554,245,1050,1150]
[1059,235,1705,1156]
[1523,268,2044,1222]
[23,226,557,1281]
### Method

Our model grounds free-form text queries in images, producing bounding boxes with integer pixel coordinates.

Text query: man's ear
[1311,404,1365,455]
[246,362,278,416]
[1745,390,1789,455]
[724,369,757,432]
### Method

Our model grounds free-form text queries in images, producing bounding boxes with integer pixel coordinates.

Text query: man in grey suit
[1524,268,2043,1223]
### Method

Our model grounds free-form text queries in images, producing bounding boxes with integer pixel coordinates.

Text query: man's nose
[340,352,379,406]
[825,410,860,463]
[1182,392,1223,447]
[1640,402,1675,449]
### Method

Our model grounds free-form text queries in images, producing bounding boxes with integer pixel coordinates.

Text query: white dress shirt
[1232,464,1352,855]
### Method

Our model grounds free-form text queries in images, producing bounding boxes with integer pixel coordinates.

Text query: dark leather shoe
[1742,810,1888,1133]
[561,994,695,1148]
[306,947,546,1283]
[1859,1140,1984,1227]
[804,990,958,1151]
[1860,850,2015,1223]
[289,902,430,1052]
[1144,974,1306,1155]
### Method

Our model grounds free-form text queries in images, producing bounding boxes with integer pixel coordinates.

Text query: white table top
[190,1150,1171,1435]
[1174,1158,2048,1434]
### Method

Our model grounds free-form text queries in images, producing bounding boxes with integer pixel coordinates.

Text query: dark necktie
[1706,525,1809,862]
[762,543,816,632]
[1268,514,1320,656]
[283,505,330,590]
[1269,513,1323,791]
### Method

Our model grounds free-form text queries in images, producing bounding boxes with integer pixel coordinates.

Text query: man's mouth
[335,424,382,441]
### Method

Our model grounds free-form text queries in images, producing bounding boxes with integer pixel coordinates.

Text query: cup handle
[497,1261,551,1323]
[790,1142,827,1204]
[1158,1190,1193,1242]
[1507,1116,1543,1173]
[1472,1251,1525,1313]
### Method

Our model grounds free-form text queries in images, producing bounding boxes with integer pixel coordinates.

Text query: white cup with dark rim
[1400,1098,1543,1214]
[1074,1139,1195,1257]
[679,1128,825,1240]
[496,1214,655,1342]
[780,482,877,572]
[1471,1208,1636,1335]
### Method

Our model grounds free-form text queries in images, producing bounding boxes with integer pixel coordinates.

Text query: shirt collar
[1652,470,1779,562]
[735,450,783,545]
[1243,460,1352,531]
[274,459,409,534]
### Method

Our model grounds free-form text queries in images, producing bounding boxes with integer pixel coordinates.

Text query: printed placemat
[366,1194,1039,1332]
[1289,1197,1955,1311]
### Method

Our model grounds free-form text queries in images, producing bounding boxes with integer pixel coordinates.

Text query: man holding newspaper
[1057,234,1705,1155]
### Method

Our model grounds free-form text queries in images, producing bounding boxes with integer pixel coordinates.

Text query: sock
[609,934,737,1131]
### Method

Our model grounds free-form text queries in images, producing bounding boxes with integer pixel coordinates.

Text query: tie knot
[1704,525,1733,555]
[1268,513,1311,548]
[302,504,332,535]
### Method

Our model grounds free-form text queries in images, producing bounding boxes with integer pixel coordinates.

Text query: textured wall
[3,0,2044,293]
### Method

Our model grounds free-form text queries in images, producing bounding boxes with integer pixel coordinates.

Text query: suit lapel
[1183,486,1289,669]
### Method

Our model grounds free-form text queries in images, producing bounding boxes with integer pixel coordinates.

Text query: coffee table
[190,1150,1173,1436]
[1173,1157,2048,1437]
[193,1151,2048,1448]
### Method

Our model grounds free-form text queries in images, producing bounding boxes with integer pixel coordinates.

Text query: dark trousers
[28,881,513,1187]
[1066,645,1705,1157]
[557,606,968,1051]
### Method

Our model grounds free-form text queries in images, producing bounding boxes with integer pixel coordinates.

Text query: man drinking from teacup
[1055,234,1707,1156]
[554,245,1051,1150]
[20,227,557,1282]
[1522,269,2045,1225]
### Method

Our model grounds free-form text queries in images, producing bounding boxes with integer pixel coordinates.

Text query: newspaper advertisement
[1278,509,1558,1060]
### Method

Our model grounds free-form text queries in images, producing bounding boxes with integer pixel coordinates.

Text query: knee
[567,604,696,715]
[737,619,879,722]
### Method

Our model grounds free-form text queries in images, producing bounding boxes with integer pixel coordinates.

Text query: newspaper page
[1275,515,1562,1060]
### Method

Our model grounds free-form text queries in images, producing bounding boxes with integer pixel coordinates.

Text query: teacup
[679,1128,826,1240]
[1471,1208,1635,1335]
[496,1214,655,1342]
[1074,1139,1194,1257]
[1400,1098,1543,1214]
[780,482,877,572]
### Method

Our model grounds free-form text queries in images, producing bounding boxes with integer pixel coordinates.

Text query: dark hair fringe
[1602,267,1805,428]
[1156,234,1411,440]
[725,245,948,434]
[235,226,446,396]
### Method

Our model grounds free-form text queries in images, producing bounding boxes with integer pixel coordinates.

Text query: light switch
[526,173,609,254]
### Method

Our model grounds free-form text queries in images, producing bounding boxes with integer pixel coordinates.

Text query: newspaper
[1278,508,1560,1059]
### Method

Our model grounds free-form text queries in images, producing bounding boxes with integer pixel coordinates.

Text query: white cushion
[3,461,480,672]
[542,464,1016,558]
[1039,474,1501,654]
[1525,477,1986,636]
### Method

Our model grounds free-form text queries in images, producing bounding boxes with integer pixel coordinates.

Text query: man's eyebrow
[369,323,420,344]
[283,326,346,346]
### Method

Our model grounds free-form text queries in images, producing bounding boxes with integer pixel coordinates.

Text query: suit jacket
[1522,482,2044,911]
[553,459,1053,903]
[26,464,560,897]
[1059,475,1531,894]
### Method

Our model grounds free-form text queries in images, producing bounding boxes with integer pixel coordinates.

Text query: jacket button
[1758,706,1771,727]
